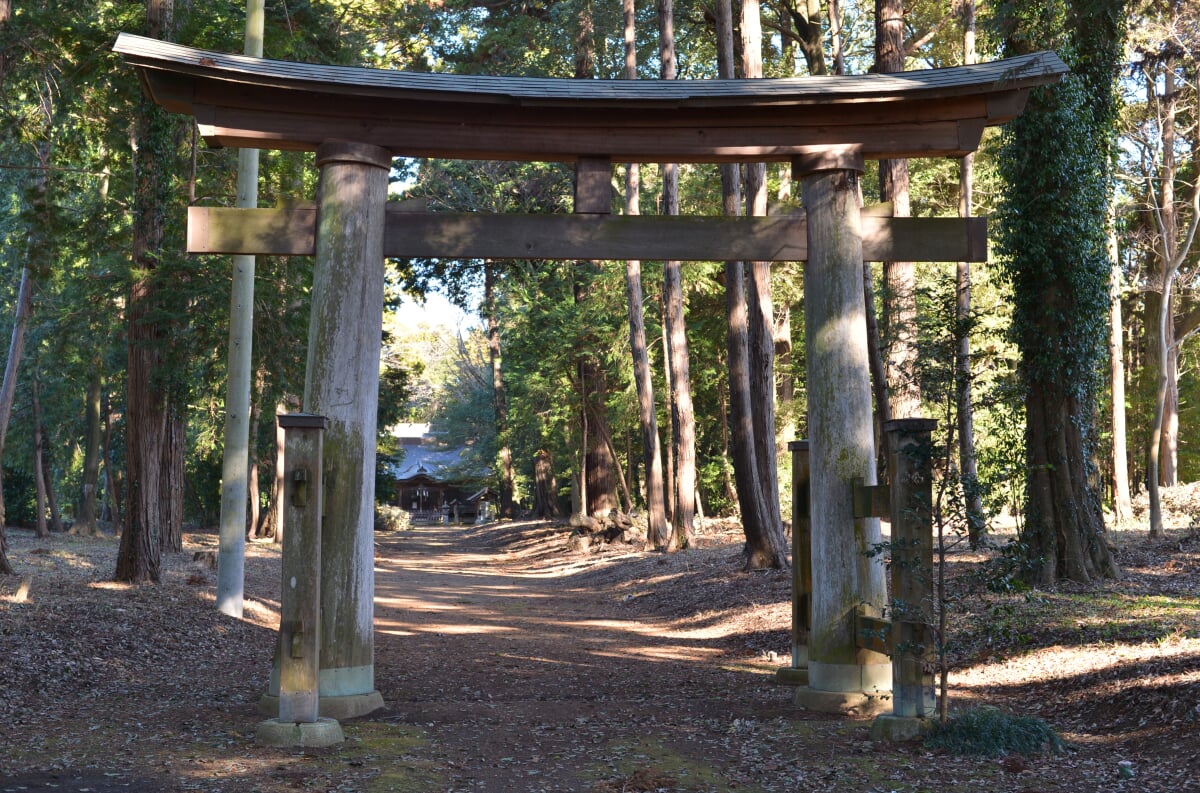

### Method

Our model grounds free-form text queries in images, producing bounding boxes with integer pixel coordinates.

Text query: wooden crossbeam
[188,206,987,263]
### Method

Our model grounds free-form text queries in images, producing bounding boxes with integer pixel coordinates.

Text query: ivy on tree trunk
[995,0,1125,585]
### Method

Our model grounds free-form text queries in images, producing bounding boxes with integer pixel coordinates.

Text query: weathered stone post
[872,417,938,740]
[256,414,344,747]
[304,141,390,719]
[793,148,891,714]
[776,439,810,685]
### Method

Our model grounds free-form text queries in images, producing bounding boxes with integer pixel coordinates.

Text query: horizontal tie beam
[188,205,987,263]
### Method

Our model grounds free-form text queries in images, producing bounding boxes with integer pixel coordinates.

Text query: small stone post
[793,148,891,714]
[777,440,810,685]
[872,418,938,740]
[256,413,343,747]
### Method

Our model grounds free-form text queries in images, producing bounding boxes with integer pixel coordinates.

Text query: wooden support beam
[574,157,612,214]
[852,479,891,519]
[855,611,894,656]
[188,206,988,263]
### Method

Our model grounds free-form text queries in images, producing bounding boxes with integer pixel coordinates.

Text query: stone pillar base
[255,717,344,748]
[794,686,891,716]
[259,690,384,720]
[870,713,933,742]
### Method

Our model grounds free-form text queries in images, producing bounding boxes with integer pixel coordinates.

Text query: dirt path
[3,519,1197,792]
[370,522,798,792]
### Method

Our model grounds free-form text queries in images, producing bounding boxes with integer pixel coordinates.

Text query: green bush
[925,707,1065,757]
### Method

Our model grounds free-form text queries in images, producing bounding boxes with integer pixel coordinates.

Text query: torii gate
[116,33,1065,721]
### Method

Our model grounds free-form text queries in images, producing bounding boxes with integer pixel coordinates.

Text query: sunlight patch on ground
[589,644,724,663]
[953,636,1200,687]
[243,596,281,628]
[86,580,136,591]
[376,619,517,637]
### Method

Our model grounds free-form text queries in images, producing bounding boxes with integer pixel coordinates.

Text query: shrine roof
[115,33,1067,163]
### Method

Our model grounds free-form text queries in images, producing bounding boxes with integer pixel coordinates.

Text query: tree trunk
[997,0,1123,585]
[590,402,635,515]
[247,441,261,538]
[1025,383,1117,583]
[116,0,185,583]
[622,0,669,546]
[792,0,827,75]
[584,407,619,517]
[158,410,184,552]
[1146,55,1181,538]
[876,0,921,420]
[32,375,63,534]
[1108,213,1132,525]
[1147,268,1175,539]
[955,0,985,546]
[719,387,738,510]
[74,371,104,535]
[0,261,33,534]
[270,403,286,542]
[533,450,559,519]
[0,138,48,572]
[742,0,785,546]
[102,391,123,533]
[717,0,785,568]
[485,263,516,519]
[829,0,845,76]
[0,0,10,80]
[659,0,696,547]
[33,379,49,539]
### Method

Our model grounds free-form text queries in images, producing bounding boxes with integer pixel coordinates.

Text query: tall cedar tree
[485,263,517,518]
[622,0,671,548]
[717,0,787,568]
[995,0,1123,585]
[876,0,921,422]
[115,0,190,582]
[659,0,697,546]
[743,0,787,556]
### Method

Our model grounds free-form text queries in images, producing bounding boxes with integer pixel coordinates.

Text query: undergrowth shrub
[924,707,1065,757]
[375,504,412,532]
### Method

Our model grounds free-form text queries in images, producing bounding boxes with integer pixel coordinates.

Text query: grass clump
[925,707,1066,757]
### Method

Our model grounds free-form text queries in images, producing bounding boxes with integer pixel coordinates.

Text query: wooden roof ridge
[114,32,1068,162]
[115,33,1066,107]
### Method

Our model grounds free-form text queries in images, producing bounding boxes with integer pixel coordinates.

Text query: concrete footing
[870,713,932,742]
[259,690,384,721]
[255,717,345,748]
[793,686,891,717]
[774,666,809,686]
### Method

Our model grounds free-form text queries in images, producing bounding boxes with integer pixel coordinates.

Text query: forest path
[369,520,793,792]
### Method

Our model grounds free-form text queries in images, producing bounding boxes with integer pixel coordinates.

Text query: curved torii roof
[114,33,1067,164]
